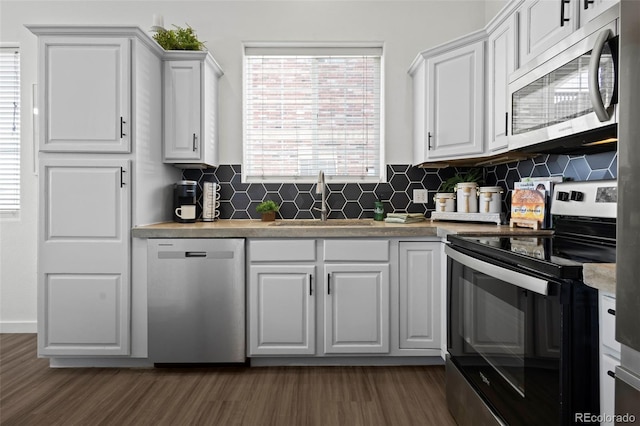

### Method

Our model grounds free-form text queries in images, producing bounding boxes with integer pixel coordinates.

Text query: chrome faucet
[315,170,328,221]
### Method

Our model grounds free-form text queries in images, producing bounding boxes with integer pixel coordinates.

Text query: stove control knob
[557,191,570,201]
[570,191,584,201]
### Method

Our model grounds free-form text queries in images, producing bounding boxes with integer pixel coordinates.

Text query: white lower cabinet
[398,242,441,350]
[247,238,442,360]
[39,158,131,356]
[249,265,316,355]
[324,264,390,354]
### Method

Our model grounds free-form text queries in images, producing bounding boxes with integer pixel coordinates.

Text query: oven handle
[445,245,549,296]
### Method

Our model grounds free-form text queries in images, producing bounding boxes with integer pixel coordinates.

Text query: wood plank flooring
[0,334,456,426]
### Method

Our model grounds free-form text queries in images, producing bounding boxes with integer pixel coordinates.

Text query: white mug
[175,205,196,220]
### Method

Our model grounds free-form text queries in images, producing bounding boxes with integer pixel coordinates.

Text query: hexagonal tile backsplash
[183,151,617,220]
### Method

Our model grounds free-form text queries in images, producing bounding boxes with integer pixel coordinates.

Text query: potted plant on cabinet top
[152,24,206,51]
[256,200,279,222]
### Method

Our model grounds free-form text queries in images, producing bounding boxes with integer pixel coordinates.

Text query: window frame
[0,43,20,217]
[242,42,385,184]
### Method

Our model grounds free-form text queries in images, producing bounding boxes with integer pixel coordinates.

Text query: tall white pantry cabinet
[28,26,180,358]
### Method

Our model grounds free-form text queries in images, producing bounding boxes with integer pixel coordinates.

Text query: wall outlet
[413,189,429,203]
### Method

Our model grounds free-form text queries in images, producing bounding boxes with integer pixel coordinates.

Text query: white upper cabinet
[38,37,131,153]
[410,32,485,164]
[487,16,517,152]
[580,0,619,27]
[518,0,578,68]
[163,51,223,169]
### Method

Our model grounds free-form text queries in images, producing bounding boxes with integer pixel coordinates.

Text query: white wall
[0,0,489,332]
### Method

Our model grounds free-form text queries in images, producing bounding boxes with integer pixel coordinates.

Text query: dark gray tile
[342,201,362,218]
[218,201,234,219]
[327,192,346,210]
[360,210,375,219]
[609,154,618,178]
[295,192,315,210]
[586,151,616,171]
[231,210,250,220]
[359,183,377,192]
[517,159,535,178]
[422,173,442,192]
[295,210,315,220]
[358,192,378,210]
[202,167,217,176]
[533,154,549,165]
[296,183,314,193]
[343,184,362,201]
[328,210,346,219]
[279,184,297,202]
[247,184,266,202]
[390,173,410,192]
[375,183,393,201]
[505,169,520,189]
[230,192,250,211]
[231,164,242,174]
[264,183,282,192]
[406,166,426,182]
[437,167,456,182]
[532,164,550,177]
[263,193,282,207]
[218,183,234,202]
[390,191,410,211]
[183,169,203,181]
[328,183,346,193]
[230,173,249,192]
[390,164,409,174]
[565,157,591,181]
[546,155,569,175]
[278,201,297,219]
[215,165,235,183]
[247,202,262,219]
[406,203,427,214]
[588,169,613,180]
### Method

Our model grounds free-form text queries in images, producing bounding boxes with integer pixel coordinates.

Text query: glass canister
[478,186,504,213]
[434,193,455,212]
[455,182,478,213]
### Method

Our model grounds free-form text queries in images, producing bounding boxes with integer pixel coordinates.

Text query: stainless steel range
[445,180,617,426]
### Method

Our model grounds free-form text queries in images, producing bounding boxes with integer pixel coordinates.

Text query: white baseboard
[0,321,37,333]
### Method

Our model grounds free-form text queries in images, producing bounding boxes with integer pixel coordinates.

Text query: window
[243,44,383,183]
[0,46,20,212]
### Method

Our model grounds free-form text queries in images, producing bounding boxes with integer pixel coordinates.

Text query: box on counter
[511,179,557,229]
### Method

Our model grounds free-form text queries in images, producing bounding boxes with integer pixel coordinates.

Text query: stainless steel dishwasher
[148,239,245,364]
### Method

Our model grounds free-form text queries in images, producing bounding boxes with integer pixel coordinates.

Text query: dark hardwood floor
[0,334,456,426]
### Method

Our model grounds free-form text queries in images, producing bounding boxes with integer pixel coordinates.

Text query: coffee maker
[173,180,197,223]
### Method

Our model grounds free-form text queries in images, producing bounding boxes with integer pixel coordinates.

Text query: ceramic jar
[455,182,478,213]
[478,186,504,213]
[434,193,456,212]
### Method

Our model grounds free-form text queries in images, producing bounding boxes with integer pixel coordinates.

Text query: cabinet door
[249,265,316,355]
[38,158,130,356]
[399,242,441,350]
[40,37,130,153]
[580,0,619,26]
[487,17,516,152]
[164,60,202,161]
[426,41,484,159]
[518,0,577,67]
[324,264,389,354]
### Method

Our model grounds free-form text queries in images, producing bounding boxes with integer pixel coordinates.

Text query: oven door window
[462,272,527,396]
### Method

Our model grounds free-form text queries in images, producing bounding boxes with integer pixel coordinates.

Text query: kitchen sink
[269,219,374,227]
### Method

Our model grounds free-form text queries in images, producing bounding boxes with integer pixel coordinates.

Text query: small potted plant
[256,200,279,222]
[153,24,206,51]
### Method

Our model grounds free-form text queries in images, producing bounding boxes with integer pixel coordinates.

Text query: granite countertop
[583,263,617,294]
[132,219,552,239]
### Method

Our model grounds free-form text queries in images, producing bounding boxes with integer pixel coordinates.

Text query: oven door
[446,244,564,426]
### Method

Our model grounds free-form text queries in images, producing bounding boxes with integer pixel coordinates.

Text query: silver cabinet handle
[560,0,570,27]
[589,28,614,122]
[445,245,549,296]
[192,133,198,151]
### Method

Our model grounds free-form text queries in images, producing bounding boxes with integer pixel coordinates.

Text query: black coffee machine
[173,180,197,223]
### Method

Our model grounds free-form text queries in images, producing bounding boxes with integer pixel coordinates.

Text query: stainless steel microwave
[508,9,618,152]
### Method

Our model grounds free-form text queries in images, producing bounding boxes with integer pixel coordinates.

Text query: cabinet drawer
[601,295,621,353]
[324,240,389,262]
[600,353,620,425]
[249,239,316,262]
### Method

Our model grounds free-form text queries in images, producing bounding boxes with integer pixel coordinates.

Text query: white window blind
[0,46,20,211]
[243,44,383,183]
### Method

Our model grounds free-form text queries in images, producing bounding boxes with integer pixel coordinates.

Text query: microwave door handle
[589,28,614,122]
[444,245,549,296]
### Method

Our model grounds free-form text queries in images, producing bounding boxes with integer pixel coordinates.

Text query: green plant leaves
[153,25,205,51]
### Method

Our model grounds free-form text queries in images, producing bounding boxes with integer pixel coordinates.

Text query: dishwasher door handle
[158,251,235,259]
[186,251,207,258]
